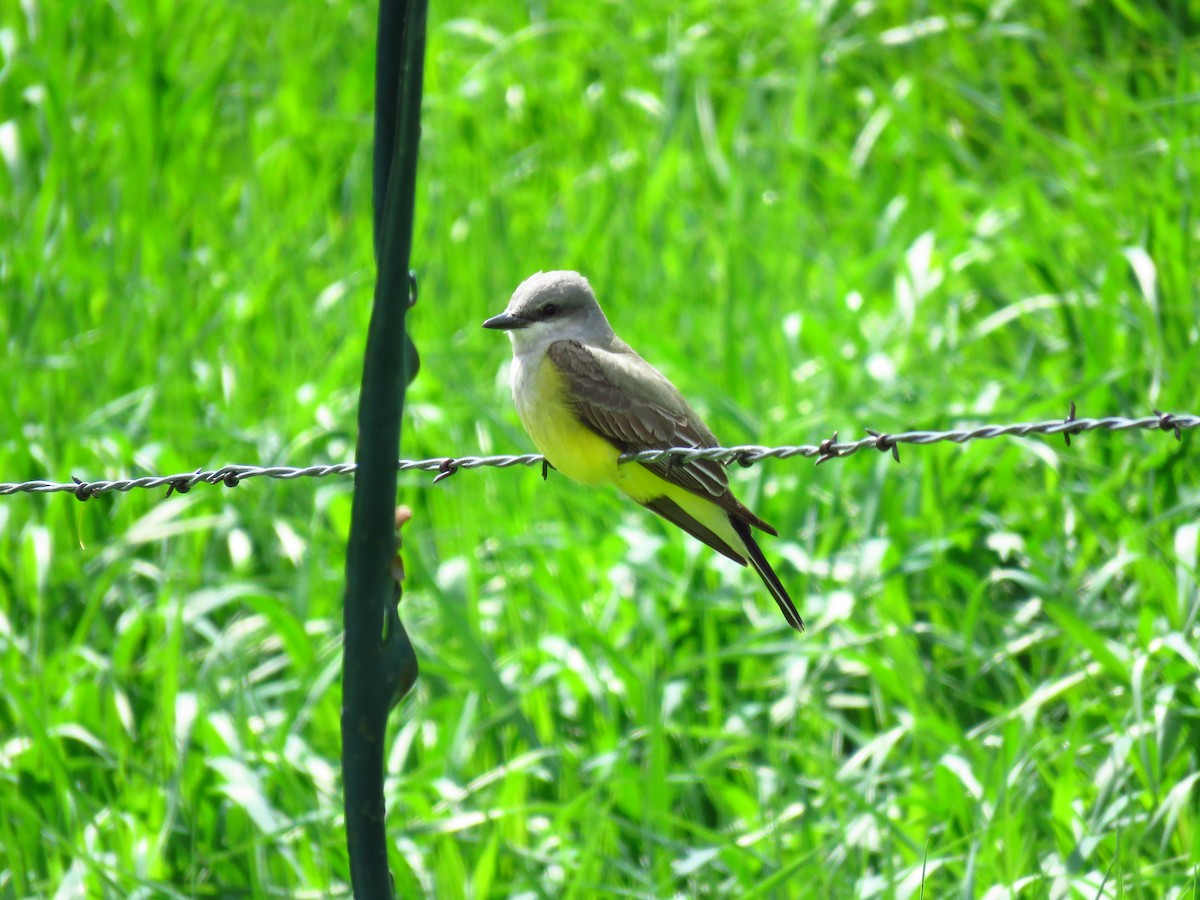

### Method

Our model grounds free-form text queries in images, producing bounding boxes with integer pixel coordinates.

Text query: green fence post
[341,1,427,896]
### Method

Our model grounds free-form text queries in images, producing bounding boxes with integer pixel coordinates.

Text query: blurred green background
[2,0,1198,896]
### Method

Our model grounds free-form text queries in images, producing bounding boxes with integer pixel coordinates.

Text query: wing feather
[546,339,775,533]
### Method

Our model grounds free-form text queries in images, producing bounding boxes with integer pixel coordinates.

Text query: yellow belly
[515,355,619,487]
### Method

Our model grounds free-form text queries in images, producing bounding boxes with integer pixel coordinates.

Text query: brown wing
[546,339,776,534]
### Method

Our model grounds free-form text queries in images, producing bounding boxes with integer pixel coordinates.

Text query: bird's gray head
[483,270,615,355]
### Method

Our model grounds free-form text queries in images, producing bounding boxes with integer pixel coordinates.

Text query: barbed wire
[0,407,1193,501]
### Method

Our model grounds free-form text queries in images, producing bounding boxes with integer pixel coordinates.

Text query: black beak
[482,312,529,331]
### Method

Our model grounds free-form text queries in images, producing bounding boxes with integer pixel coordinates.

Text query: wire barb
[432,458,459,484]
[165,469,202,498]
[815,431,839,466]
[1153,408,1182,441]
[734,448,760,468]
[866,430,900,462]
[1,411,1196,499]
[1064,401,1077,447]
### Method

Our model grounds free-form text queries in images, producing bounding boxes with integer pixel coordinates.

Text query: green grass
[2,0,1199,896]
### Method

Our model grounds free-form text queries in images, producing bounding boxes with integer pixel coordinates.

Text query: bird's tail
[731,519,804,632]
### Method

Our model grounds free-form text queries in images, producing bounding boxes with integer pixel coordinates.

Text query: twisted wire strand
[1,411,1194,500]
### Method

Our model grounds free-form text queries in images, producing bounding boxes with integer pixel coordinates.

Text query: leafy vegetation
[1,0,1197,896]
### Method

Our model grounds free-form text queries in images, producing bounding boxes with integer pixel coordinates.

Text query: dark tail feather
[731,519,804,632]
[644,496,746,564]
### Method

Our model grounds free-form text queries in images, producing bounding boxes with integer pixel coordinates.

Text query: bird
[483,270,803,632]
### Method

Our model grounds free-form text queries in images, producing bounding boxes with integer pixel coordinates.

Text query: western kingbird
[483,270,803,632]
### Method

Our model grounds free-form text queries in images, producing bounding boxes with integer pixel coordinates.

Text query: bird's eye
[541,303,558,318]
